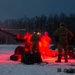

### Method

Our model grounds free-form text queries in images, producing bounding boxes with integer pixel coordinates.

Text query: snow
[0,44,75,75]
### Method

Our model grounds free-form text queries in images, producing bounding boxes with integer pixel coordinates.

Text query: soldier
[40,31,52,56]
[30,31,42,63]
[30,31,41,53]
[53,22,73,63]
[23,32,33,52]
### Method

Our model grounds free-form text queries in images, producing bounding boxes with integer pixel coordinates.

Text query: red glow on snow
[0,51,18,64]
[0,50,75,64]
[0,51,75,64]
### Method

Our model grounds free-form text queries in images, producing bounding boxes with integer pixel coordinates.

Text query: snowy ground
[0,44,75,75]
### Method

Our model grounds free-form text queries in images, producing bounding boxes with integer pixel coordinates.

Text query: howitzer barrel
[0,28,26,42]
[0,28,16,37]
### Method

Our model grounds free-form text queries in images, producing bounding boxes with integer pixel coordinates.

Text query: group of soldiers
[16,22,73,63]
[23,31,52,56]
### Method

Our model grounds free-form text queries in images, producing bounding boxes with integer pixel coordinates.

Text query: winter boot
[55,54,62,63]
[64,54,68,63]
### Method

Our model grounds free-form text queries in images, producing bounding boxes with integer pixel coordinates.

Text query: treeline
[0,13,75,46]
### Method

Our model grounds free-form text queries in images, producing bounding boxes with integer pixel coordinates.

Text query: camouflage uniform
[53,23,73,62]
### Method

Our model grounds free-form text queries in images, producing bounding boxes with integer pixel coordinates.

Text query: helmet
[59,22,66,26]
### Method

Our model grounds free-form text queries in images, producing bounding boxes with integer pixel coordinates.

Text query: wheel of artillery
[14,46,25,55]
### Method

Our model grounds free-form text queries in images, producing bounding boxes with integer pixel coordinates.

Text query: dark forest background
[0,13,75,47]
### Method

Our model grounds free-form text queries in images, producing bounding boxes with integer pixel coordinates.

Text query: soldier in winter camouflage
[53,22,73,63]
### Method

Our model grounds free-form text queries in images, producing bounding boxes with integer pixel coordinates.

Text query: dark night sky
[0,0,75,21]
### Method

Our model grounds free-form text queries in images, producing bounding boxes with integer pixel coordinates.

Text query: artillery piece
[0,28,42,64]
[0,28,32,60]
